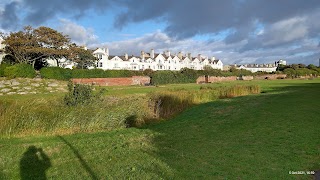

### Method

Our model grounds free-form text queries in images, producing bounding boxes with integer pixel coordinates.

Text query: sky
[0,0,320,65]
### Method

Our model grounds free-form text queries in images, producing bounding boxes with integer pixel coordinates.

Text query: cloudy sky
[1,0,320,65]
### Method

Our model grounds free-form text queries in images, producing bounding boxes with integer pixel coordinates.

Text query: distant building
[277,59,287,66]
[235,64,277,73]
[93,48,223,71]
[0,38,6,64]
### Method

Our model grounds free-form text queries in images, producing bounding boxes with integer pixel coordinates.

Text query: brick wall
[71,76,150,86]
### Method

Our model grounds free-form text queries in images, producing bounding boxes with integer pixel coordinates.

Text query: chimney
[151,49,155,59]
[141,51,145,60]
[167,50,171,57]
[211,56,216,61]
[198,54,202,61]
[125,53,128,60]
[178,52,183,59]
[188,53,192,59]
[105,48,109,56]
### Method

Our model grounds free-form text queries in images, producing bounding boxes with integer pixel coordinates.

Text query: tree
[283,68,296,78]
[68,45,97,69]
[2,26,71,68]
[307,64,317,70]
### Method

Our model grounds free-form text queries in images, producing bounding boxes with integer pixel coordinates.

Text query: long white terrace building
[93,48,223,71]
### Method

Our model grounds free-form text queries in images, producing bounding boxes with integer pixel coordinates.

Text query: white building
[237,64,277,73]
[93,48,223,71]
[46,57,76,69]
[0,38,6,64]
[277,59,287,66]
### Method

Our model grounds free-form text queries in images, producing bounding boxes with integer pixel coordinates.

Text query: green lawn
[0,79,319,179]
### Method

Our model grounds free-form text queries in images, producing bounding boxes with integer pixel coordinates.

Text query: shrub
[64,81,106,106]
[64,81,94,106]
[3,63,36,78]
[40,67,72,80]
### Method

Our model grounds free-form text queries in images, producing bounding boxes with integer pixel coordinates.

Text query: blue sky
[1,0,320,65]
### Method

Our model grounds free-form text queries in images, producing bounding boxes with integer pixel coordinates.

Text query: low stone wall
[196,76,237,84]
[254,74,287,80]
[0,78,67,96]
[71,76,150,86]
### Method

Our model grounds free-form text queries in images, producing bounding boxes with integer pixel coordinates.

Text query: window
[114,63,118,68]
[99,62,103,67]
[142,65,144,69]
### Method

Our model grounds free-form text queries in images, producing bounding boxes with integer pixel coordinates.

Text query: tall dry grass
[148,85,260,119]
[0,95,150,137]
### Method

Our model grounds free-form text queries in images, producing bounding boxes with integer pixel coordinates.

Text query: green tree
[69,45,97,69]
[283,68,296,78]
[2,26,71,68]
[307,64,317,70]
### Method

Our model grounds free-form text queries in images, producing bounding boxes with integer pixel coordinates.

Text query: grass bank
[0,78,260,136]
[0,79,319,179]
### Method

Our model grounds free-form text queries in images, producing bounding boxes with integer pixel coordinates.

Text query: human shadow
[20,146,51,180]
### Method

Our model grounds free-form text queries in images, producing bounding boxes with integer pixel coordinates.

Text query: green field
[0,79,319,179]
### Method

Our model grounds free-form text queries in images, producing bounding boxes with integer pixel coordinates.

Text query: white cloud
[94,30,319,65]
[263,17,308,46]
[58,19,99,46]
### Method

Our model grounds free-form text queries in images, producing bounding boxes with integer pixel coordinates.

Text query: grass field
[0,79,319,179]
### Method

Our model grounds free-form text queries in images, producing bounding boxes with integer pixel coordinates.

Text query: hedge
[3,64,36,78]
[40,67,72,80]
[0,63,11,77]
[39,67,145,80]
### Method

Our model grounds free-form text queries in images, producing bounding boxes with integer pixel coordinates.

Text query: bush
[0,63,11,77]
[40,67,72,80]
[64,81,106,106]
[64,81,94,106]
[3,63,36,78]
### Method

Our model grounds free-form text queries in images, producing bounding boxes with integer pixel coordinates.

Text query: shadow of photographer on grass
[20,145,51,180]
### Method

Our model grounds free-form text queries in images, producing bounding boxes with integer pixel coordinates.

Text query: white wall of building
[94,48,223,71]
[238,65,277,73]
[0,38,6,64]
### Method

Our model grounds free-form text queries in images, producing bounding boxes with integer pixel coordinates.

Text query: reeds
[148,85,260,119]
